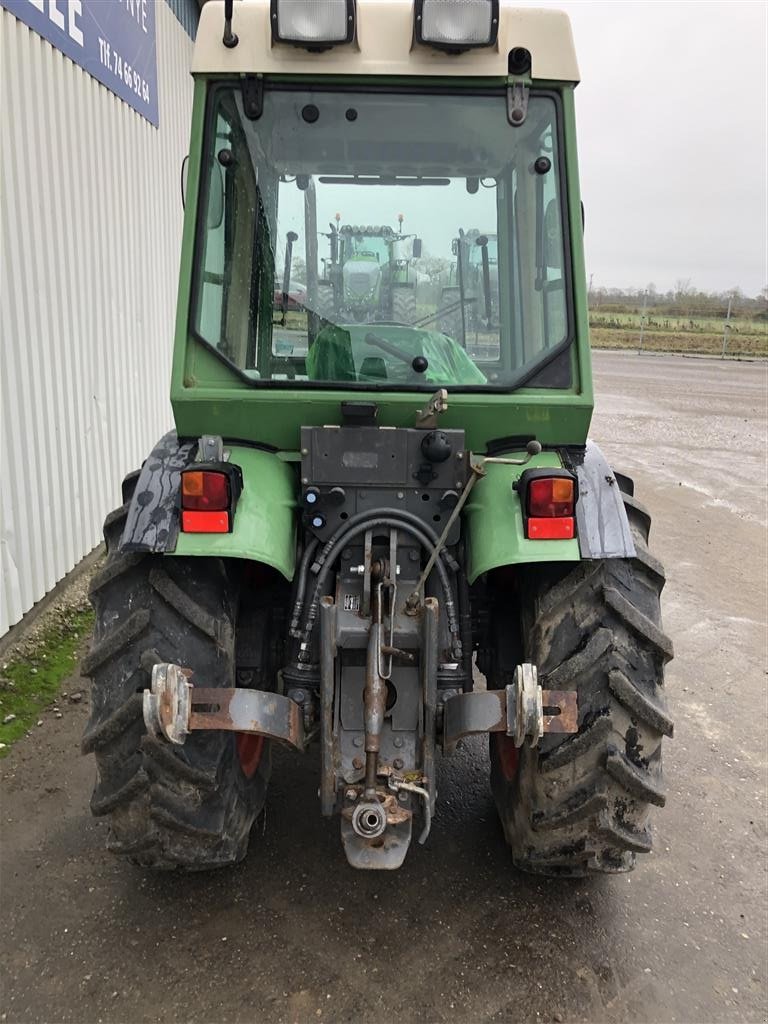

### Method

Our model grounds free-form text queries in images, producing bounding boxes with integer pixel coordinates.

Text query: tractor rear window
[192,84,571,391]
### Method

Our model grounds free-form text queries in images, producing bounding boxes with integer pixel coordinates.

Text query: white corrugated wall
[0,2,197,636]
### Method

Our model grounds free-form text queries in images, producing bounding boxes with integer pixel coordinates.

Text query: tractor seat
[359,356,388,381]
[306,324,357,382]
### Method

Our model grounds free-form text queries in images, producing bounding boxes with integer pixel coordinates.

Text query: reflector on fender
[527,516,575,540]
[181,510,230,534]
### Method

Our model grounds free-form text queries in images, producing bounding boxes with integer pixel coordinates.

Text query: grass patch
[0,608,94,756]
[590,325,768,358]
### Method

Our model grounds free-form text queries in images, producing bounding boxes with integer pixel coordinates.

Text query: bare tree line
[588,280,768,320]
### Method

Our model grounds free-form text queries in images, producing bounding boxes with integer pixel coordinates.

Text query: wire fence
[588,294,767,359]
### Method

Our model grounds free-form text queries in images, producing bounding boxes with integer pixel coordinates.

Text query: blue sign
[1,0,159,126]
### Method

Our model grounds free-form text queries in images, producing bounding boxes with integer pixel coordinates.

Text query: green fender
[464,451,579,584]
[173,446,297,580]
[173,447,576,584]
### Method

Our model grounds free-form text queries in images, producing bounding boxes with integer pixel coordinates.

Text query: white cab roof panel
[193,0,579,82]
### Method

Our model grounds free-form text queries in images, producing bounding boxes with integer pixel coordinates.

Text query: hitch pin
[380,645,415,663]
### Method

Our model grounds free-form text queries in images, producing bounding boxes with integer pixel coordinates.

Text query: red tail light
[180,465,242,533]
[519,469,578,541]
[181,470,229,511]
[527,477,574,518]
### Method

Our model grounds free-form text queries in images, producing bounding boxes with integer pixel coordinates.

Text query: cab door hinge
[507,82,529,127]
[241,74,264,120]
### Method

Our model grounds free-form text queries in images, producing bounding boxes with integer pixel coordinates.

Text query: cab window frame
[188,80,576,393]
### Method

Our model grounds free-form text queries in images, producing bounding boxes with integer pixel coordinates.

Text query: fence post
[638,290,648,353]
[721,297,732,358]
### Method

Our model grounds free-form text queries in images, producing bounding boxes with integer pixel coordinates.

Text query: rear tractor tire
[489,487,674,876]
[392,287,417,325]
[438,286,464,341]
[315,284,336,321]
[82,474,270,870]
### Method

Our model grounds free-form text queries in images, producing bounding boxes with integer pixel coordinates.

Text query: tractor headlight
[271,0,356,48]
[415,0,498,51]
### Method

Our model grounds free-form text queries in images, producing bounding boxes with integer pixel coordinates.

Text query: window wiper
[278,230,298,326]
[535,163,546,291]
[413,297,476,332]
[475,234,494,328]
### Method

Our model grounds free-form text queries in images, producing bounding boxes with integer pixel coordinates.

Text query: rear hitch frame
[143,662,305,751]
[442,664,578,748]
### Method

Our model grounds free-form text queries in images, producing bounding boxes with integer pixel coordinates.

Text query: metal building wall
[0,2,197,636]
[167,0,201,40]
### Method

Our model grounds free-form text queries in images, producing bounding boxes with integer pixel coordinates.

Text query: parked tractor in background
[318,219,421,324]
[440,229,499,343]
[82,0,673,877]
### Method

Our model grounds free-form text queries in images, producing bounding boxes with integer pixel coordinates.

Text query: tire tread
[82,473,269,871]
[491,491,673,876]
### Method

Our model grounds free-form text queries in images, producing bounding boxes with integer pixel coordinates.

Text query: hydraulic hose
[299,517,460,659]
[456,548,473,693]
[312,507,458,576]
[288,537,320,638]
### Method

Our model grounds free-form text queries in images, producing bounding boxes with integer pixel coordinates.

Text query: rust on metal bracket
[541,689,578,733]
[442,685,578,746]
[144,663,305,751]
[188,688,305,751]
[340,792,411,828]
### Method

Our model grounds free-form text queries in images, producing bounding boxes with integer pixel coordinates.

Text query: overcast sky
[542,0,767,296]
[268,1,766,297]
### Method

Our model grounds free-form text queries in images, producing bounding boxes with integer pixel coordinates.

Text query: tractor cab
[188,14,576,404]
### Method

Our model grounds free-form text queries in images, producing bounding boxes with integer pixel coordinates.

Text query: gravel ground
[1,351,766,1024]
[1,567,94,665]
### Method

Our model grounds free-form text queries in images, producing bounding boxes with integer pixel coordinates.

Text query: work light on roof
[271,0,356,49]
[415,0,499,52]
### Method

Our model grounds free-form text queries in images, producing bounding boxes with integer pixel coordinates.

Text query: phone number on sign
[97,37,151,105]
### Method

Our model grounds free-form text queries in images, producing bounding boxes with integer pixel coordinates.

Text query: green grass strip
[0,608,94,756]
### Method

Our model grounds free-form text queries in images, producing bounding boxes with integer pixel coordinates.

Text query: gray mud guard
[566,441,636,560]
[119,431,197,554]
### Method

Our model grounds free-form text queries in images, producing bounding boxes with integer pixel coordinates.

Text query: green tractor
[440,229,499,343]
[82,0,673,875]
[318,220,421,325]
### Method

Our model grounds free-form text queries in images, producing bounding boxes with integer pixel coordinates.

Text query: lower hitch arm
[442,664,578,748]
[143,662,305,751]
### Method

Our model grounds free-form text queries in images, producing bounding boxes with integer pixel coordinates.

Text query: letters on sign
[1,0,159,127]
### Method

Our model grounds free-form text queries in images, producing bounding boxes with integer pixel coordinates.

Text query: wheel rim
[492,734,519,782]
[236,734,264,778]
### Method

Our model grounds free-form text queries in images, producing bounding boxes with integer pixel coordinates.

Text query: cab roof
[193,0,579,82]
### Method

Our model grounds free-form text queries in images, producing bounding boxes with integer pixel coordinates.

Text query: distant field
[589,310,767,357]
[275,305,767,358]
